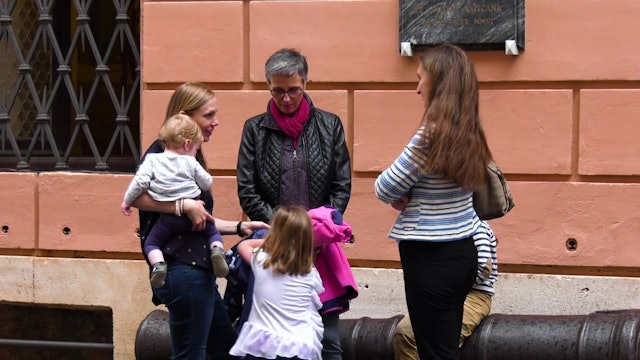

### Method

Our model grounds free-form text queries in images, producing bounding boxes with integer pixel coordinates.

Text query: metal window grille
[0,0,140,172]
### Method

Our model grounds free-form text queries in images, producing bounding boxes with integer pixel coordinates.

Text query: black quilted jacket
[237,95,351,223]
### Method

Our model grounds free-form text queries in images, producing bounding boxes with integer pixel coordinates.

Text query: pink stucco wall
[2,0,640,272]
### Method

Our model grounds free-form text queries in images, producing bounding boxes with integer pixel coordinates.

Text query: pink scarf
[269,97,310,149]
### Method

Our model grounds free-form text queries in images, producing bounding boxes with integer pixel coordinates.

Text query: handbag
[473,161,515,220]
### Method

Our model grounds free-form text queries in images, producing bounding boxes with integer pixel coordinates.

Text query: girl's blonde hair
[164,82,216,167]
[260,205,314,276]
[158,114,203,151]
[417,44,493,190]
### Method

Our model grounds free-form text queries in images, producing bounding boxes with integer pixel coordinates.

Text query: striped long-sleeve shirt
[375,129,482,242]
[473,221,498,296]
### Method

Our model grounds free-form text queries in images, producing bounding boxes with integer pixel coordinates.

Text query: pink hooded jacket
[308,206,359,315]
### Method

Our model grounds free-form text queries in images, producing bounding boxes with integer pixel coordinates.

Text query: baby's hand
[391,193,410,211]
[121,201,132,216]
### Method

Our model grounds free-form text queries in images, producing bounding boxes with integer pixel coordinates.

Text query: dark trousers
[321,312,342,360]
[399,238,477,360]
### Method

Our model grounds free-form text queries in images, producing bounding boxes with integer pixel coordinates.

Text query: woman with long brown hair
[375,44,494,360]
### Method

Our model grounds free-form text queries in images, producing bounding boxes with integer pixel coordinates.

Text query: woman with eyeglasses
[236,48,352,360]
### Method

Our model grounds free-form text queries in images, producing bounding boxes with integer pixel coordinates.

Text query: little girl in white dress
[229,205,324,360]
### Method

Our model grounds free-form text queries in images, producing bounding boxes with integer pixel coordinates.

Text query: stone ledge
[2,257,640,359]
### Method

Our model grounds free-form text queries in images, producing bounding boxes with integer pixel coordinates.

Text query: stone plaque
[400,0,525,51]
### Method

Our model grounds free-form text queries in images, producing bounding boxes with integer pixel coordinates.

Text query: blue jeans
[153,261,237,360]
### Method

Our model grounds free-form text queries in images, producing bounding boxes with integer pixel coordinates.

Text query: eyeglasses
[269,87,303,99]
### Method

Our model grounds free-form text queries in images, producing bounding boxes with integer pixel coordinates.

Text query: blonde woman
[131,82,268,360]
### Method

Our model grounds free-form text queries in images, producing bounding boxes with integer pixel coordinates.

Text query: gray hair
[265,48,308,86]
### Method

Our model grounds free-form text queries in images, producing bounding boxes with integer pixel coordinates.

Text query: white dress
[229,250,324,360]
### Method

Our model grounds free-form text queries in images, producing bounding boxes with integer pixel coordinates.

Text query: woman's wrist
[181,198,198,214]
[236,221,244,237]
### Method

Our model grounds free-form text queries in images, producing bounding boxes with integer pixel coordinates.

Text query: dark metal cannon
[460,309,640,360]
[340,315,405,360]
[135,309,640,360]
[135,310,171,360]
[342,310,640,360]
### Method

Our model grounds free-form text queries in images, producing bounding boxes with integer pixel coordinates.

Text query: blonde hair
[158,114,203,151]
[260,205,314,276]
[164,82,216,167]
[417,44,493,190]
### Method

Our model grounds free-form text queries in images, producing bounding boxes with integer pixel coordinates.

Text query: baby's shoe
[150,261,167,288]
[210,246,229,278]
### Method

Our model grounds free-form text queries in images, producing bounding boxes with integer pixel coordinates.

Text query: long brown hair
[418,44,493,190]
[260,205,314,276]
[164,82,215,168]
